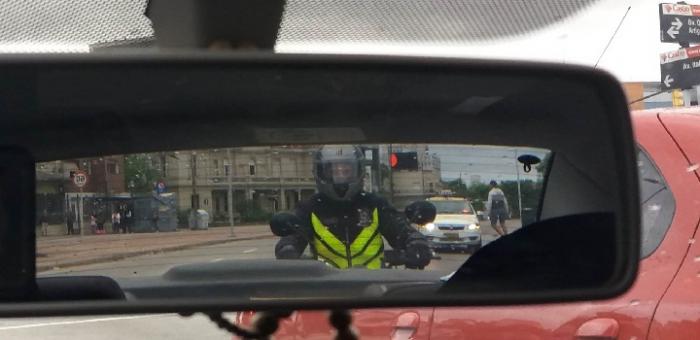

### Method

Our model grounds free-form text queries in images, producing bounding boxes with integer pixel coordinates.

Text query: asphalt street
[5,221,520,339]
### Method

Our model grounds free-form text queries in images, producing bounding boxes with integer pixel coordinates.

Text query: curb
[37,233,276,272]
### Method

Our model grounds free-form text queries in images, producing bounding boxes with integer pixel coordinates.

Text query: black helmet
[313,145,366,201]
[489,180,498,187]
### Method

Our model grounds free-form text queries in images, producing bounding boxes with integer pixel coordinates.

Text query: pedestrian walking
[486,180,510,236]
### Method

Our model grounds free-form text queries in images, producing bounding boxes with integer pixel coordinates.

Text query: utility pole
[226,148,235,236]
[373,147,380,193]
[78,189,83,237]
[191,151,198,210]
[278,153,284,211]
[103,158,110,197]
[387,144,394,203]
[514,149,523,219]
[420,147,428,197]
[103,158,110,224]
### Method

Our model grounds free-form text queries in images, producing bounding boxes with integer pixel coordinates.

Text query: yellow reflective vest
[310,208,384,269]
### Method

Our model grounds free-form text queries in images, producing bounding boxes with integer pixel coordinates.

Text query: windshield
[430,201,474,214]
[0,0,664,338]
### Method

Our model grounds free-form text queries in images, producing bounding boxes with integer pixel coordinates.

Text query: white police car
[418,196,482,253]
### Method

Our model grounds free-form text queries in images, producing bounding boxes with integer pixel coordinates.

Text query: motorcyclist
[274,145,432,269]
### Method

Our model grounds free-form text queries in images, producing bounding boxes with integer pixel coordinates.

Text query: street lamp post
[420,149,426,197]
[513,149,523,219]
[388,144,394,202]
[226,148,235,236]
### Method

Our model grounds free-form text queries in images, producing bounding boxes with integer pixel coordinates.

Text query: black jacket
[275,192,426,259]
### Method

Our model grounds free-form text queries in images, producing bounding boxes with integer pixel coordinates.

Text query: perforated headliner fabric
[0,0,598,52]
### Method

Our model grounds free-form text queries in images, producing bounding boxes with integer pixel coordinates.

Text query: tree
[235,199,272,223]
[535,153,552,177]
[124,154,161,194]
[465,182,490,211]
[497,180,543,218]
[445,178,468,197]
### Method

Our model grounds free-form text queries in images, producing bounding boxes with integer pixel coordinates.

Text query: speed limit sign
[72,170,88,188]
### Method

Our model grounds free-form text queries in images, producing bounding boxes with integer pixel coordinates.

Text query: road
[4,220,520,339]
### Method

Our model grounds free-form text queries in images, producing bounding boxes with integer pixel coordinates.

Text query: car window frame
[637,144,676,259]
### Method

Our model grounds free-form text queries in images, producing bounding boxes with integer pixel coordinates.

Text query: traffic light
[390,152,419,170]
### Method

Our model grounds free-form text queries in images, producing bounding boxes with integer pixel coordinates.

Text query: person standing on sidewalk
[111,210,122,234]
[152,210,160,232]
[66,212,75,235]
[486,180,510,236]
[115,210,121,234]
[90,214,97,234]
[124,209,132,233]
[39,212,49,236]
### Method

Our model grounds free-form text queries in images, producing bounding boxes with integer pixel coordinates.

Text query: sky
[431,146,548,183]
[279,0,670,83]
[0,0,674,82]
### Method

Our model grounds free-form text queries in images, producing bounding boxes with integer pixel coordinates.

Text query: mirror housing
[0,54,639,315]
[0,147,36,301]
[404,201,437,225]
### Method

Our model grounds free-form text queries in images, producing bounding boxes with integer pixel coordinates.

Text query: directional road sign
[660,46,700,89]
[660,3,700,43]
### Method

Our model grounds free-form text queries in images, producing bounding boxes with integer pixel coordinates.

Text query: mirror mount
[517,154,542,173]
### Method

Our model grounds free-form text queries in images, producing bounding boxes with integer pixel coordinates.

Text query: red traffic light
[390,152,419,170]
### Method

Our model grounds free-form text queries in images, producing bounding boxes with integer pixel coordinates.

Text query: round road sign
[73,170,88,188]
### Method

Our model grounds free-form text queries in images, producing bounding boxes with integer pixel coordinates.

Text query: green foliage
[235,199,273,223]
[496,180,543,218]
[535,153,552,176]
[465,182,490,211]
[443,179,544,217]
[124,154,161,194]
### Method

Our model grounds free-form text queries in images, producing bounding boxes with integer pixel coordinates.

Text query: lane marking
[0,314,172,331]
[243,248,258,254]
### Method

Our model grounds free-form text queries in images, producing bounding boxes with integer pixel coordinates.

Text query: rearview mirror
[0,54,639,316]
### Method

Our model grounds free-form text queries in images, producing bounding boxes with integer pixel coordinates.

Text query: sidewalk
[36,225,273,272]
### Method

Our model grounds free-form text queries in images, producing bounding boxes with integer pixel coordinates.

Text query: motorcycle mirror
[404,201,437,225]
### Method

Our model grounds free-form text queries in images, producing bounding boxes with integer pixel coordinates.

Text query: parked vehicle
[238,109,700,339]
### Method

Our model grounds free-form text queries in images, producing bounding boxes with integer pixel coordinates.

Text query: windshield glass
[35,144,550,280]
[430,201,474,214]
[0,0,661,338]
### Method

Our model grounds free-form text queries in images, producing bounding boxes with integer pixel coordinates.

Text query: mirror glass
[37,143,552,293]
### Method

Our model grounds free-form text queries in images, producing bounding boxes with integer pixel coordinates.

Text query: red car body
[238,109,700,339]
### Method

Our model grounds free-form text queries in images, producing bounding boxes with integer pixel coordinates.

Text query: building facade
[157,147,318,222]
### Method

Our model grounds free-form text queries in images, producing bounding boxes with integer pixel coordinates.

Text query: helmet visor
[318,161,359,184]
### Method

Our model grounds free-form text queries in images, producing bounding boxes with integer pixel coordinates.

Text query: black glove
[404,238,432,269]
[275,244,301,259]
[270,212,302,237]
